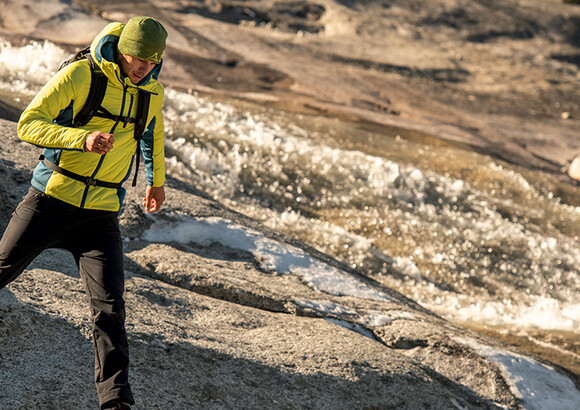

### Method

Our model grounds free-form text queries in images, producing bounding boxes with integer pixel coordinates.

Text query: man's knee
[92,296,126,313]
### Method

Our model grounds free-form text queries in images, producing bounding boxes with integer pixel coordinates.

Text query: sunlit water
[2,39,579,374]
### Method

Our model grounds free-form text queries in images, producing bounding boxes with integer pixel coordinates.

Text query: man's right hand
[84,131,115,154]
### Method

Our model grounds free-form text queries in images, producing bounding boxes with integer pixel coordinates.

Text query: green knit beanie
[118,16,167,64]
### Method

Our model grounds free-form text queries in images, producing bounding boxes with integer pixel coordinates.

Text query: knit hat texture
[118,16,167,64]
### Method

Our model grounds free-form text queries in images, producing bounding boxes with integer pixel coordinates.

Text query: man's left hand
[143,185,165,213]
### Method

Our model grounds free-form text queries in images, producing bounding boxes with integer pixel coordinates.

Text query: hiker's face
[118,54,156,85]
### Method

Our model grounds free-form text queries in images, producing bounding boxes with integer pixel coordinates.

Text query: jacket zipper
[79,85,131,208]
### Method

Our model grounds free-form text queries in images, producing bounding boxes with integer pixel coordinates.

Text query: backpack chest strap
[93,107,137,126]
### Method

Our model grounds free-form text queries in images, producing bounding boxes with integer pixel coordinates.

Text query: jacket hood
[90,22,163,89]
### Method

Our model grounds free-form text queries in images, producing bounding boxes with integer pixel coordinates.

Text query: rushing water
[2,39,579,374]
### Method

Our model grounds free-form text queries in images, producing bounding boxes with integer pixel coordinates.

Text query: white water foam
[160,87,580,333]
[419,284,580,332]
[0,38,67,96]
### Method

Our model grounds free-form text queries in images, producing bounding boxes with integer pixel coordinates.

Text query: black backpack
[42,46,150,188]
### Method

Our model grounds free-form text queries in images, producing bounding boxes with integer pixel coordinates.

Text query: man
[0,16,168,410]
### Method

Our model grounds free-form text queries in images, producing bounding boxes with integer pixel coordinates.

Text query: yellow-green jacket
[17,22,165,212]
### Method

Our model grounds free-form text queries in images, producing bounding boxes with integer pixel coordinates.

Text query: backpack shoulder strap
[58,46,90,70]
[72,54,108,128]
[134,90,151,141]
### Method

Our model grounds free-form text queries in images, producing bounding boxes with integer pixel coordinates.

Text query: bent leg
[0,188,59,289]
[71,212,134,408]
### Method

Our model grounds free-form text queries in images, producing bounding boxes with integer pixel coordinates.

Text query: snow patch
[455,337,580,410]
[142,214,394,302]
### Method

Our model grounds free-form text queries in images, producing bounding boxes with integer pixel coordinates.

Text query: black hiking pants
[0,187,134,407]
